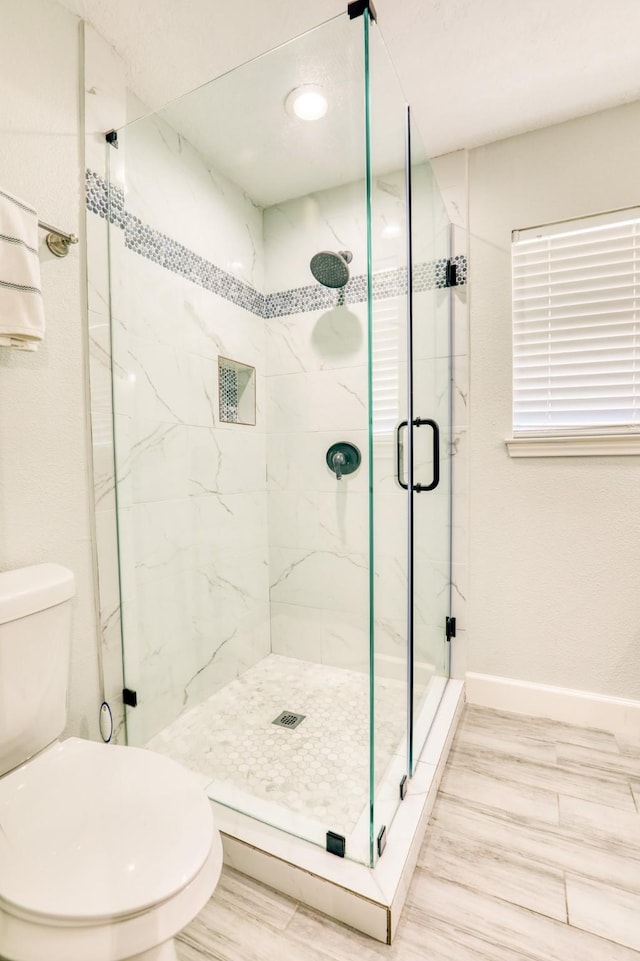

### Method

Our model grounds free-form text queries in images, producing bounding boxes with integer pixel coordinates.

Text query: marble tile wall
[106,112,271,747]
[264,169,468,682]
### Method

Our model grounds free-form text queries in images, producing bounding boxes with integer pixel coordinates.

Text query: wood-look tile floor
[177,704,640,960]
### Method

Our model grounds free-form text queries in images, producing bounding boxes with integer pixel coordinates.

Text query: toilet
[0,563,223,961]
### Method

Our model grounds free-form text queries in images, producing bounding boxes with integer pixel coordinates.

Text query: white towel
[0,187,45,350]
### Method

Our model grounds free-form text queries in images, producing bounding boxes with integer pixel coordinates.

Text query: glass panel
[365,15,410,862]
[409,122,452,760]
[107,13,382,863]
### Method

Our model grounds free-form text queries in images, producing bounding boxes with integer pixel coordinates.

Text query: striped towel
[0,187,45,350]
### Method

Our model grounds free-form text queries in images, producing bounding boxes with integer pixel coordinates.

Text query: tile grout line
[562,869,570,925]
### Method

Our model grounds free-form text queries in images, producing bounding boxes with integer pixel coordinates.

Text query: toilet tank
[0,564,75,777]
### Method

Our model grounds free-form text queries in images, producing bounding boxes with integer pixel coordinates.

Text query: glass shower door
[366,13,453,861]
[408,128,452,765]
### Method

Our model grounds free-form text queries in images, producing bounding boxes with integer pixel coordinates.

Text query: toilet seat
[0,737,215,922]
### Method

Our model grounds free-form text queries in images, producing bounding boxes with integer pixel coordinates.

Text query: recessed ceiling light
[285,85,328,122]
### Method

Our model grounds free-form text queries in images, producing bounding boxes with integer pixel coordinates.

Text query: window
[371,298,401,438]
[512,210,640,437]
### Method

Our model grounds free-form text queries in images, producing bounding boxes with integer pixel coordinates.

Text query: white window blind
[512,210,640,433]
[372,299,401,437]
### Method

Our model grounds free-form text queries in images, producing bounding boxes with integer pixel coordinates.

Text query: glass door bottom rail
[146,653,443,864]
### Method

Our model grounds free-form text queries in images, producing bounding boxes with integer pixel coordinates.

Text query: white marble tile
[188,426,267,497]
[373,618,408,668]
[123,109,264,291]
[370,438,404,495]
[371,552,408,622]
[266,304,367,377]
[320,610,369,673]
[316,490,368,554]
[412,285,467,365]
[412,356,451,429]
[413,492,452,567]
[91,417,116,514]
[267,491,320,550]
[269,603,325,662]
[125,336,191,425]
[112,412,133,508]
[190,491,268,552]
[269,547,369,614]
[85,212,111,318]
[264,180,367,294]
[270,603,368,673]
[185,353,218,428]
[371,491,406,560]
[452,351,469,431]
[94,508,121,641]
[129,499,193,586]
[88,311,113,414]
[267,367,367,434]
[120,254,266,367]
[129,420,189,503]
[566,875,640,951]
[268,429,369,494]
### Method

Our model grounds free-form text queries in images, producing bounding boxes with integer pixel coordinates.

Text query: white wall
[468,100,640,701]
[0,0,101,737]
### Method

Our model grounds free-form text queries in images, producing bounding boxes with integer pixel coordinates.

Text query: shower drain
[272,711,305,729]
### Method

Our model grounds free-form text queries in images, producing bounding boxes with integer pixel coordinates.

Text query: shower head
[310,249,353,289]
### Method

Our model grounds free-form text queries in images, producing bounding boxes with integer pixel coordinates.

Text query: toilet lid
[0,738,215,921]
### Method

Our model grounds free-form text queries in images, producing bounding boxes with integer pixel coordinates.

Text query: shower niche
[217,356,256,425]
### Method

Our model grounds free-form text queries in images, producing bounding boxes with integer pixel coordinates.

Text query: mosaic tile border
[86,169,467,320]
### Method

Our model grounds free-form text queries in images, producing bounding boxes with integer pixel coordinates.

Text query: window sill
[505,433,640,458]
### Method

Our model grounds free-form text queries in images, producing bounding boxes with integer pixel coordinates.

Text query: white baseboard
[466,672,640,737]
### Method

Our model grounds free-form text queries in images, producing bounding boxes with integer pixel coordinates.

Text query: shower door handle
[396,420,409,490]
[396,418,440,492]
[414,417,440,492]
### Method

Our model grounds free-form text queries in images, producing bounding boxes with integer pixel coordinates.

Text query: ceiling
[57,0,640,203]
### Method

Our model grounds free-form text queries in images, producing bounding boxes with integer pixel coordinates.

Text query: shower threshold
[212,679,464,943]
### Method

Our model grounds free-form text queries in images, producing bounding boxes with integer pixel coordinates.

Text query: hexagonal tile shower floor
[146,654,406,844]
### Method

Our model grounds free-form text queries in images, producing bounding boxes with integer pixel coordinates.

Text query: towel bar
[38,220,78,258]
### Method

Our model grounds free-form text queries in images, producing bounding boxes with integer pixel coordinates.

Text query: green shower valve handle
[326,442,361,479]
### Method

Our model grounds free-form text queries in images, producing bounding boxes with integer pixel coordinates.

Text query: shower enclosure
[104,5,455,870]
